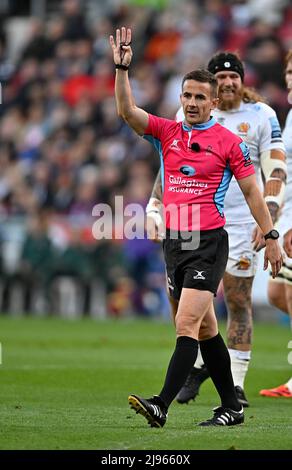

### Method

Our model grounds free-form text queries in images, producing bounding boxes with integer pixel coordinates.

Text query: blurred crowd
[0,0,291,317]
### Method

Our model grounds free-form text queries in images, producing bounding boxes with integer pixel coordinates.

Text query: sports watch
[264,229,280,241]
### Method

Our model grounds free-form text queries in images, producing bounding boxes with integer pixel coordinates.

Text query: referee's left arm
[252,148,286,251]
[237,174,283,278]
[238,174,275,236]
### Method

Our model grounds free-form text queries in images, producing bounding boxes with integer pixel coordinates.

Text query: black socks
[159,336,198,408]
[200,333,241,411]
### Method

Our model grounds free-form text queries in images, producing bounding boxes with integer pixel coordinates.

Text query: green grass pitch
[0,316,291,450]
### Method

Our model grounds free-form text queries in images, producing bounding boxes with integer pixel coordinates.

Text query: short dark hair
[182,69,218,97]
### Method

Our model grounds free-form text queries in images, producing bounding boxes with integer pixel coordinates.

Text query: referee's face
[180,80,218,126]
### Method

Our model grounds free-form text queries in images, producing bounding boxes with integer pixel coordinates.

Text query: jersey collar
[182,116,217,131]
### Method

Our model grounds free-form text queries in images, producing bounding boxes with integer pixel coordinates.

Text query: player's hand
[283,228,292,258]
[263,239,283,278]
[146,212,165,243]
[109,27,132,67]
[252,225,266,251]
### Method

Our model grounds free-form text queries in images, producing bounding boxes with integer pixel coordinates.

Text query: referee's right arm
[109,26,149,136]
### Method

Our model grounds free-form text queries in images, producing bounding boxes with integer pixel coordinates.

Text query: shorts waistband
[165,226,224,239]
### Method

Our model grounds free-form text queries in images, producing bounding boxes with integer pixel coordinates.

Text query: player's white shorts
[225,222,258,277]
[271,211,292,285]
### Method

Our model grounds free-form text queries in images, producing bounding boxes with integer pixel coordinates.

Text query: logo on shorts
[167,276,174,290]
[193,270,206,280]
[234,256,251,270]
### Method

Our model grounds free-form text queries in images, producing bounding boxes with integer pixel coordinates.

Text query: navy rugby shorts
[163,227,228,300]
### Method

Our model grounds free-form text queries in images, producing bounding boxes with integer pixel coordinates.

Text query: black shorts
[163,227,229,300]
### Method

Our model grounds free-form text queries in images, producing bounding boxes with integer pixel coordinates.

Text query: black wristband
[115,64,129,71]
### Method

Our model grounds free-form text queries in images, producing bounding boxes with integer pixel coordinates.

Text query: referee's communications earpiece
[190,142,200,152]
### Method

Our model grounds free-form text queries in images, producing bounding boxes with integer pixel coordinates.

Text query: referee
[110,27,283,427]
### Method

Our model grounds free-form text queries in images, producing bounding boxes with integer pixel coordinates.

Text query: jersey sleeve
[229,139,255,180]
[257,103,285,153]
[143,114,169,141]
[143,113,174,152]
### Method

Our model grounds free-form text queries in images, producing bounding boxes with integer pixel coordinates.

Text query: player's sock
[228,348,251,388]
[159,336,198,408]
[200,333,241,411]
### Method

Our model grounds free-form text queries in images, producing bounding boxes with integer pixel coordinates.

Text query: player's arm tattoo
[151,170,163,201]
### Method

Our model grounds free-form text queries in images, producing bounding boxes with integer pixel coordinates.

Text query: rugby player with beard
[260,49,292,399]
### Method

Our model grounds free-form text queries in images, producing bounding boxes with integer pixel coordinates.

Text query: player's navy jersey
[144,114,255,231]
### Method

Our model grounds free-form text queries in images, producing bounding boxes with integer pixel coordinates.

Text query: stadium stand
[0,0,291,317]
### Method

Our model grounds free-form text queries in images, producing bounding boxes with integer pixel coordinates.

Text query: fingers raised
[113,27,131,47]
[121,26,126,43]
[126,28,131,44]
[121,27,131,44]
[109,35,115,49]
[116,28,121,47]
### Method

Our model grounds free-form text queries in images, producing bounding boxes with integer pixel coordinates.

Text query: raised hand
[109,27,132,67]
